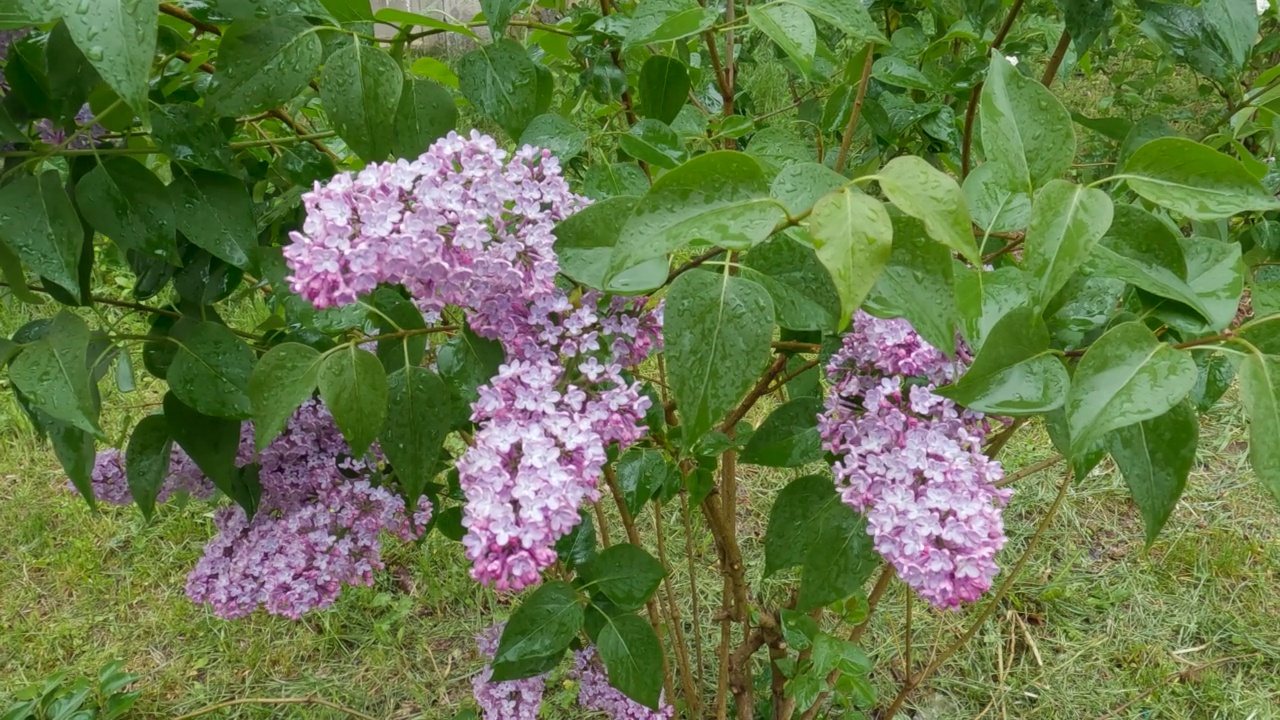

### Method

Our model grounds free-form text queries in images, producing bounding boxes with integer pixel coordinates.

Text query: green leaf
[163,392,242,498]
[597,613,664,710]
[872,56,935,92]
[739,396,825,467]
[749,3,817,76]
[249,343,321,453]
[1237,315,1280,356]
[76,157,178,263]
[955,265,1030,352]
[389,77,456,160]
[554,509,597,570]
[320,42,403,162]
[624,0,718,47]
[609,152,785,278]
[554,196,668,293]
[1023,180,1114,312]
[169,170,256,269]
[382,366,453,510]
[582,163,650,200]
[807,188,894,331]
[614,449,670,516]
[863,214,957,354]
[1118,138,1280,220]
[579,544,666,611]
[1202,0,1258,70]
[373,8,482,40]
[744,125,817,178]
[368,288,427,373]
[1238,350,1280,505]
[319,0,374,22]
[317,346,387,456]
[168,322,254,419]
[1059,0,1114,54]
[151,104,235,172]
[764,474,833,576]
[494,580,582,669]
[409,56,459,88]
[437,324,504,410]
[9,311,100,436]
[776,0,887,43]
[663,270,775,446]
[206,15,323,117]
[937,306,1069,414]
[456,39,543,139]
[1105,401,1197,545]
[1189,351,1235,411]
[520,113,587,160]
[48,420,96,508]
[770,162,847,216]
[740,234,841,331]
[125,415,173,521]
[962,162,1031,235]
[481,0,523,37]
[618,118,687,169]
[979,53,1075,193]
[798,493,877,612]
[1065,322,1197,454]
[638,56,690,125]
[0,171,83,297]
[62,0,157,117]
[874,156,978,265]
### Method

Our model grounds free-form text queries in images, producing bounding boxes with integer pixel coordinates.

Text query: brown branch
[680,491,707,693]
[834,46,877,175]
[721,353,790,432]
[655,502,701,717]
[882,468,1074,719]
[765,357,820,396]
[983,417,1028,460]
[770,340,822,354]
[982,236,1026,263]
[172,697,377,720]
[160,3,222,36]
[668,249,726,284]
[961,0,1026,177]
[1041,29,1071,87]
[996,454,1064,488]
[598,0,640,127]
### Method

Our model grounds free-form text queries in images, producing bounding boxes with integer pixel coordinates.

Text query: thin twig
[680,491,707,693]
[668,249,726,284]
[835,46,877,174]
[996,455,1064,488]
[983,418,1028,460]
[1041,30,1071,88]
[655,501,701,716]
[172,697,377,720]
[160,3,222,35]
[720,353,790,432]
[961,0,1026,177]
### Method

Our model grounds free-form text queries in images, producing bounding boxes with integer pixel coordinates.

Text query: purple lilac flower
[472,623,546,720]
[35,104,105,149]
[69,445,217,506]
[184,399,431,619]
[572,646,675,719]
[818,311,1009,609]
[285,131,662,591]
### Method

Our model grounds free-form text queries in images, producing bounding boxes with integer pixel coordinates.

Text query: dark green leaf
[169,322,254,419]
[169,170,256,269]
[494,580,583,669]
[554,509,597,570]
[163,392,242,496]
[807,188,894,330]
[618,118,687,169]
[382,366,452,510]
[456,39,543,139]
[1106,401,1197,545]
[437,324,504,411]
[1238,350,1280,505]
[744,125,816,178]
[778,0,887,43]
[663,269,775,446]
[206,15,323,117]
[863,215,957,354]
[749,3,817,76]
[579,544,666,611]
[979,54,1075,193]
[937,306,1070,414]
[798,493,877,612]
[638,56,690,125]
[624,0,717,46]
[740,233,841,331]
[9,311,100,436]
[962,162,1031,235]
[319,0,374,22]
[391,78,457,160]
[151,104,235,172]
[1065,322,1197,454]
[597,613,664,710]
[1237,315,1280,356]
[554,196,668,293]
[1023,180,1114,312]
[62,0,157,117]
[955,265,1030,352]
[249,342,321,452]
[875,155,978,265]
[739,397,824,467]
[320,42,402,162]
[1058,0,1113,54]
[317,346,387,456]
[770,162,847,216]
[1202,0,1258,70]
[519,113,587,160]
[1119,138,1280,220]
[481,0,523,37]
[614,448,670,516]
[764,474,834,576]
[582,163,649,200]
[0,171,84,297]
[609,152,784,278]
[48,420,96,508]
[76,157,178,263]
[1190,351,1235,411]
[125,414,173,521]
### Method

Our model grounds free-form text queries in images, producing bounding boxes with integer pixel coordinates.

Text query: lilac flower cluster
[471,623,546,720]
[818,312,1010,609]
[35,104,106,149]
[71,445,216,506]
[571,646,675,720]
[185,399,431,619]
[285,131,662,591]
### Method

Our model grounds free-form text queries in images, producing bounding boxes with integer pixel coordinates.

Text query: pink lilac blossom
[285,131,662,591]
[572,646,674,720]
[471,623,546,720]
[184,399,431,619]
[69,445,216,506]
[818,311,1010,609]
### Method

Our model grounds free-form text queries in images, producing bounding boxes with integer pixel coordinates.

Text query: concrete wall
[372,0,485,53]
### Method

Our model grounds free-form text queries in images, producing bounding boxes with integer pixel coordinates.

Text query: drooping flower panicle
[818,312,1010,609]
[572,646,675,720]
[472,623,547,720]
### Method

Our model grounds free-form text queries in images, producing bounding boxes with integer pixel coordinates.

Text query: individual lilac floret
[472,623,546,720]
[818,312,1010,609]
[184,399,431,619]
[69,445,217,506]
[572,647,674,720]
